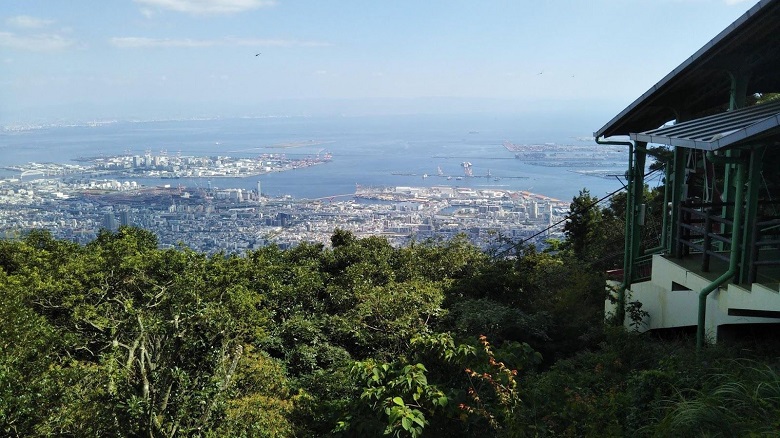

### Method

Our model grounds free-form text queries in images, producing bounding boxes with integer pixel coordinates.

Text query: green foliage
[0,270,60,436]
[210,346,296,438]
[625,299,650,331]
[339,333,538,437]
[445,298,551,345]
[655,360,780,436]
[331,228,357,248]
[754,92,780,105]
[0,228,288,436]
[453,335,534,435]
[4,225,779,437]
[564,189,604,258]
[647,145,672,172]
[511,328,780,437]
[337,360,446,437]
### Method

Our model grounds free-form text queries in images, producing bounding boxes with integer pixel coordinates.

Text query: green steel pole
[644,154,673,255]
[697,155,745,351]
[669,147,686,258]
[661,162,672,251]
[595,137,634,325]
[740,146,763,283]
[721,72,749,212]
[631,142,648,274]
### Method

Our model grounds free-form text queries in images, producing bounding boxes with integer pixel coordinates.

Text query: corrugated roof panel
[595,0,780,139]
[629,101,780,150]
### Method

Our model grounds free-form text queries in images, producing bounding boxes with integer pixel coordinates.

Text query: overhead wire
[494,166,665,258]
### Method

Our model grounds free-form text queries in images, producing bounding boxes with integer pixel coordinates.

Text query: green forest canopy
[2,190,779,437]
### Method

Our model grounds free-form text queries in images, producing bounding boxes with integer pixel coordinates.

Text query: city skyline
[1,0,757,124]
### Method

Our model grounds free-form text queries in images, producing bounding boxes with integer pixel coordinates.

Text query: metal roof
[630,100,780,150]
[595,0,780,139]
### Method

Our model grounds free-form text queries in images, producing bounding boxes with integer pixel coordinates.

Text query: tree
[337,333,539,437]
[0,269,60,436]
[0,227,301,436]
[564,189,603,258]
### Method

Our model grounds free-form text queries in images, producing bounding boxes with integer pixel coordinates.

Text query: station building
[596,0,780,348]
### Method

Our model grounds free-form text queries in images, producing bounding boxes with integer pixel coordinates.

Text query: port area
[355,184,562,204]
[11,151,332,180]
[503,140,626,168]
[0,173,570,253]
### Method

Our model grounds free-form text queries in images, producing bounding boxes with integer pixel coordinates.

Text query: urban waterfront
[0,114,648,252]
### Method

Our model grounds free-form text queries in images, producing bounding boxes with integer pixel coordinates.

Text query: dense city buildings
[0,166,568,253]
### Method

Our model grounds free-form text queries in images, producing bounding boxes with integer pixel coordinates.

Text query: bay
[0,114,636,202]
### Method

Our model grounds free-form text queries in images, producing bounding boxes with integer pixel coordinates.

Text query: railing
[676,200,739,282]
[608,199,780,286]
[676,199,780,285]
[748,216,780,283]
[632,254,654,283]
[605,254,655,284]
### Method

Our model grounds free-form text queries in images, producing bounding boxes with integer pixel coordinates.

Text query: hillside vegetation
[2,192,779,436]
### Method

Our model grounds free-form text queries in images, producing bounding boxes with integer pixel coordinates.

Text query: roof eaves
[594,0,774,139]
[630,105,780,150]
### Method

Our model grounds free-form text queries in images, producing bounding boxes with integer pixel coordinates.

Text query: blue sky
[0,0,758,124]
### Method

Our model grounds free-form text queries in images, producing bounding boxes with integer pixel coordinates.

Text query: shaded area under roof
[595,0,780,139]
[630,100,780,150]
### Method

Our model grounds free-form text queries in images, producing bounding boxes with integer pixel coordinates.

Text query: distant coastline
[0,114,628,202]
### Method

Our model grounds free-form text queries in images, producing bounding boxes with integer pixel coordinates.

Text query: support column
[669,147,687,257]
[722,72,750,205]
[616,142,635,325]
[618,142,648,325]
[729,71,750,111]
[630,142,648,269]
[740,146,763,284]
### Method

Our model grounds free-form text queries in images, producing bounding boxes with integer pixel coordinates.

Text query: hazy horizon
[4,95,622,129]
[1,0,757,126]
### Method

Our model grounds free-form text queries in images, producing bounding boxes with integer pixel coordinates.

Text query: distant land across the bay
[0,113,644,202]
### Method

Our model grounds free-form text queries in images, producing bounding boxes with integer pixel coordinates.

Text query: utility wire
[495,166,664,258]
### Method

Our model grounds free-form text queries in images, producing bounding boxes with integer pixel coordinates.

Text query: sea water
[0,114,642,202]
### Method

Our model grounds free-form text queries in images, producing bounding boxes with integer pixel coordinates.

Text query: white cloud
[226,37,331,47]
[110,36,331,48]
[0,32,75,51]
[110,37,215,48]
[140,8,156,18]
[134,0,276,15]
[1,15,75,51]
[6,15,54,29]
